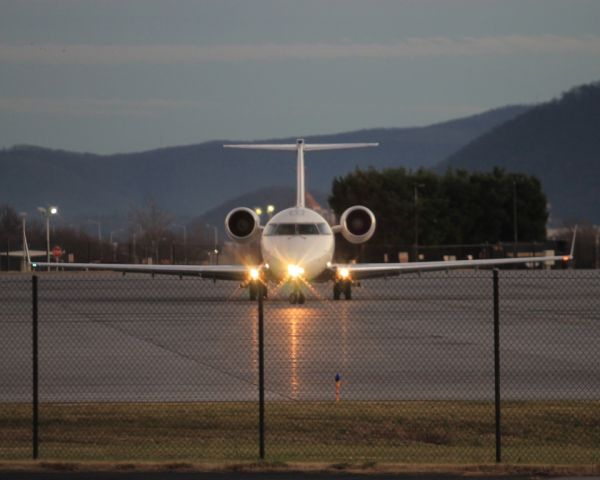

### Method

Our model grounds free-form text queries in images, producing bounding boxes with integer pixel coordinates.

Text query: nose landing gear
[288,281,305,304]
[333,280,352,300]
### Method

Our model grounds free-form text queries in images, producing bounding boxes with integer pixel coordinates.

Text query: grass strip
[1,401,599,463]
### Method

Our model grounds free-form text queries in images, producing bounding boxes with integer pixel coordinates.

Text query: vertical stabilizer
[296,139,305,207]
[224,139,379,208]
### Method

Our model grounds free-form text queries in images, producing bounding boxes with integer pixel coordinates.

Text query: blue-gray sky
[1,0,600,153]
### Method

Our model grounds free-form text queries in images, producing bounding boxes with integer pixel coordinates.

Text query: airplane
[30,139,576,304]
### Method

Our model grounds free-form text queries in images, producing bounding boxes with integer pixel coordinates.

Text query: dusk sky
[1,0,600,153]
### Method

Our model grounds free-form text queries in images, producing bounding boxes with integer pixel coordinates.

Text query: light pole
[87,219,102,261]
[513,180,518,256]
[110,229,123,262]
[206,224,218,250]
[87,219,102,242]
[128,222,142,264]
[596,226,600,269]
[19,212,27,272]
[414,184,424,261]
[37,206,58,271]
[172,223,187,264]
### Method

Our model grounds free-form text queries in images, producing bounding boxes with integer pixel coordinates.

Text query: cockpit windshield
[264,223,332,236]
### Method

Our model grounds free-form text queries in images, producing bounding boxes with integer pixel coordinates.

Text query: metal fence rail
[0,271,598,463]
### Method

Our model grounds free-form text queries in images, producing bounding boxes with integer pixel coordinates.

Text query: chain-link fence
[1,270,598,463]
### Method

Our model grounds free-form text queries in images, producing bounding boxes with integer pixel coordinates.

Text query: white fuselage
[260,207,335,281]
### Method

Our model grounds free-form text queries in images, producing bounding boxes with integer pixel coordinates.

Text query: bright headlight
[287,264,304,278]
[249,268,260,280]
[338,268,350,279]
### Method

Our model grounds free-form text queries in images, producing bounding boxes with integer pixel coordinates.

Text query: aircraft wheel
[333,282,341,300]
[298,292,306,304]
[249,282,257,301]
[343,281,352,300]
[259,283,268,299]
[288,292,298,304]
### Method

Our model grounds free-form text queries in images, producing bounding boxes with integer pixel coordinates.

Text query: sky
[1,0,600,154]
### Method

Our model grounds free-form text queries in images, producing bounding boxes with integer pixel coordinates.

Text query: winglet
[569,225,577,259]
[23,225,33,267]
[23,225,35,269]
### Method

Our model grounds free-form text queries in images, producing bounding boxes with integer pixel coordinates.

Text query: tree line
[0,201,217,269]
[329,167,551,262]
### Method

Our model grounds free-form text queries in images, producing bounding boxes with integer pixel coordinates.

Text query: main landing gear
[249,281,267,301]
[288,281,305,305]
[333,280,352,301]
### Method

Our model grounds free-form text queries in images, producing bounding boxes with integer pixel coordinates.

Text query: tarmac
[1,270,599,403]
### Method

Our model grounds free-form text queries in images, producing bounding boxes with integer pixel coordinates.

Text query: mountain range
[2,80,600,228]
[1,106,527,220]
[439,82,600,223]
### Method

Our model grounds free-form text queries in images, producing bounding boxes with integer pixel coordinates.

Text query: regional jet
[31,139,575,304]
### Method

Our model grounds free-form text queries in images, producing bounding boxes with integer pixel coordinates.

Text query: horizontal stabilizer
[224,139,378,207]
[223,143,378,151]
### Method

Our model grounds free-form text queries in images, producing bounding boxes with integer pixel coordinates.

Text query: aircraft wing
[331,253,572,280]
[31,262,252,281]
[331,227,577,280]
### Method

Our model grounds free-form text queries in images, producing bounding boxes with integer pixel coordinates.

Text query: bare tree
[0,204,20,240]
[131,200,173,263]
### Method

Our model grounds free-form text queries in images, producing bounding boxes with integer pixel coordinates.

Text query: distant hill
[0,106,528,218]
[438,82,600,224]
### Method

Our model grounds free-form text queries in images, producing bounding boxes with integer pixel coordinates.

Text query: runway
[1,270,599,403]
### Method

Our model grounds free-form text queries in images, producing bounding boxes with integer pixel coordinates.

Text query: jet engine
[225,207,261,242]
[339,206,376,244]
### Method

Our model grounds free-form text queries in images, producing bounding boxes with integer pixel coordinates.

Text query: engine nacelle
[339,206,376,244]
[225,207,261,242]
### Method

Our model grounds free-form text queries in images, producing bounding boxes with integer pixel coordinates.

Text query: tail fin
[224,138,378,207]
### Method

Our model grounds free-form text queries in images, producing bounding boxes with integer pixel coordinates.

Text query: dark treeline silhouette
[329,168,549,262]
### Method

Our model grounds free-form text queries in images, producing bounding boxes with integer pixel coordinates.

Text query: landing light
[338,268,350,279]
[249,268,260,280]
[287,264,304,278]
[562,256,570,262]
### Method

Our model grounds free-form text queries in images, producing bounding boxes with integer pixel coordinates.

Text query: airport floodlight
[267,205,275,214]
[172,223,188,264]
[38,205,59,270]
[255,207,263,216]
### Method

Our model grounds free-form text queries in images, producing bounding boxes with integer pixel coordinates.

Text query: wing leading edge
[31,262,252,281]
[332,228,576,280]
[331,254,571,280]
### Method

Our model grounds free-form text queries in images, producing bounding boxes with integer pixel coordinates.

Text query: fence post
[493,269,501,463]
[257,283,265,460]
[32,275,39,460]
